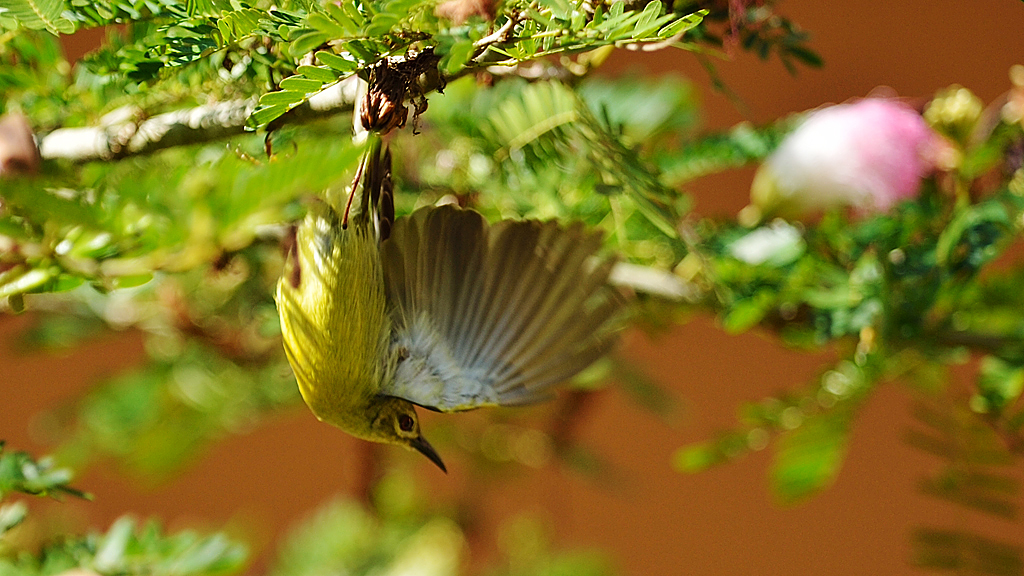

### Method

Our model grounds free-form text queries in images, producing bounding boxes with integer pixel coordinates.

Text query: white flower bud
[729,220,805,266]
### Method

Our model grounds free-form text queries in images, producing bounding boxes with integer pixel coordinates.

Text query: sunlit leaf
[770,411,849,503]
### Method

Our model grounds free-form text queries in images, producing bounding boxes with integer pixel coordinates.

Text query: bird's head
[366,395,446,473]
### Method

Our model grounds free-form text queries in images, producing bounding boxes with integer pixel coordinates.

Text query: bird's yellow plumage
[276,139,625,472]
[276,203,391,420]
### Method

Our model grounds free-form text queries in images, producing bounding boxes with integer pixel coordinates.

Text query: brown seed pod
[358,48,443,135]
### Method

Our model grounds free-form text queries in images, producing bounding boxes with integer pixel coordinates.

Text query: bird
[275,139,625,472]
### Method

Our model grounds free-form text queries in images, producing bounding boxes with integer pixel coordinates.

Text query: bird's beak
[410,434,447,473]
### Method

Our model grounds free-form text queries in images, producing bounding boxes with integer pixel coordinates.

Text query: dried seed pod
[358,48,442,135]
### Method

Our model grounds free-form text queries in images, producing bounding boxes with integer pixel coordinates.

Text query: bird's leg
[284,223,301,289]
[342,152,368,229]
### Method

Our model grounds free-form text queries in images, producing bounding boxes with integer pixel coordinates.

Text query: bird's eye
[398,414,415,432]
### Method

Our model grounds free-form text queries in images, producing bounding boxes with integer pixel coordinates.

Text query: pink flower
[749,99,940,219]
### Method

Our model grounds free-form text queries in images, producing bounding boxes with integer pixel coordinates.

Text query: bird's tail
[343,136,395,243]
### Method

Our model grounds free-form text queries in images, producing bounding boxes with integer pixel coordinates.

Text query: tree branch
[39,98,257,162]
[38,77,363,163]
[932,330,1024,355]
[36,28,598,166]
[608,261,702,302]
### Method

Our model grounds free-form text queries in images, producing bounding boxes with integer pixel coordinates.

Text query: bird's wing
[380,205,624,412]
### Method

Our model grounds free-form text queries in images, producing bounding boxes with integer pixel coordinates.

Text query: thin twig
[621,30,688,52]
[473,14,520,50]
[933,330,1024,354]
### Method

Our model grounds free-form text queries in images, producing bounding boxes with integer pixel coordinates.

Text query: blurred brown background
[4,1,1024,574]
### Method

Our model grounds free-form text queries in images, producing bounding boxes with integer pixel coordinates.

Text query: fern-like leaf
[913,529,1022,576]
[0,0,74,33]
[908,400,1019,518]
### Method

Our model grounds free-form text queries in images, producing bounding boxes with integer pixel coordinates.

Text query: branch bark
[608,261,702,303]
[39,98,257,162]
[38,77,363,163]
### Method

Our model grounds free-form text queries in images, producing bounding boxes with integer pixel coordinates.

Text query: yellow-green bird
[276,140,624,472]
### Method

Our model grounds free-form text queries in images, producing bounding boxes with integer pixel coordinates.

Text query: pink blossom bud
[749,99,940,220]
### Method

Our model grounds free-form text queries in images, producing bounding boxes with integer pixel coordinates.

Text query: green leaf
[290,31,329,58]
[92,516,247,575]
[658,10,705,38]
[341,39,376,63]
[721,290,775,334]
[661,120,785,184]
[525,6,552,29]
[672,441,725,473]
[259,90,307,106]
[94,517,135,572]
[47,275,86,293]
[487,80,579,150]
[976,356,1024,413]
[632,0,663,38]
[672,431,753,473]
[296,64,339,83]
[279,76,324,93]
[770,411,849,503]
[936,201,1009,269]
[590,2,604,27]
[364,12,398,36]
[787,44,823,68]
[570,7,585,32]
[325,2,359,35]
[338,0,365,29]
[307,12,347,37]
[543,0,571,19]
[315,50,358,72]
[248,104,291,127]
[0,266,55,299]
[109,274,154,289]
[215,7,264,43]
[186,0,228,17]
[0,0,75,33]
[442,40,474,75]
[171,532,244,574]
[0,502,27,534]
[910,399,1019,519]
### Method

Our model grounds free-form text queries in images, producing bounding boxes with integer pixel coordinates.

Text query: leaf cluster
[247,0,707,129]
[2,512,246,576]
[0,443,86,502]
[909,398,1022,574]
[1,445,244,576]
[675,0,822,73]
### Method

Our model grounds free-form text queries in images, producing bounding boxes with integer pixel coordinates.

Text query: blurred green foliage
[0,447,614,576]
[0,515,247,576]
[0,445,245,576]
[0,443,86,501]
[268,472,617,576]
